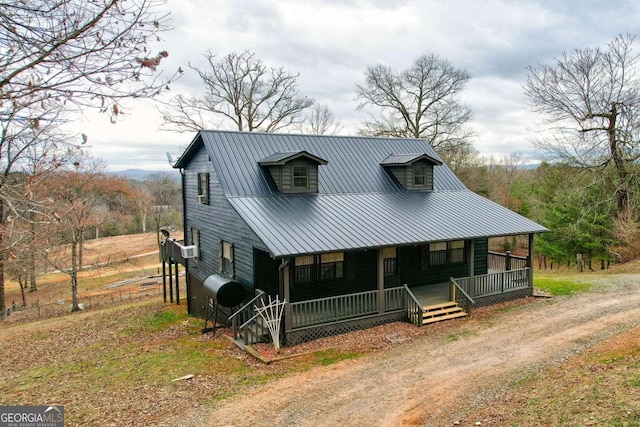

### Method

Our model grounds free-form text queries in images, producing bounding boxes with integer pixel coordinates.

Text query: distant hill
[109,169,181,182]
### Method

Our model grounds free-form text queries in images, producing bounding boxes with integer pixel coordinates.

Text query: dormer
[380,153,442,190]
[258,150,328,193]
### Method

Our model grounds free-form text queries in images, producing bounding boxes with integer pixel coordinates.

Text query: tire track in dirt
[191,278,640,427]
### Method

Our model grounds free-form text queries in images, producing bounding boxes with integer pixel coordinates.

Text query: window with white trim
[293,165,309,189]
[197,173,209,204]
[220,240,234,277]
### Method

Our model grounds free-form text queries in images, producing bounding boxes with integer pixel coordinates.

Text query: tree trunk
[29,212,37,292]
[607,103,629,216]
[70,236,80,312]
[79,231,84,270]
[0,200,5,314]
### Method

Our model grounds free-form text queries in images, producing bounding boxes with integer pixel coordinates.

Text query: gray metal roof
[380,153,442,166]
[228,191,548,258]
[175,131,466,197]
[174,130,547,257]
[258,150,328,166]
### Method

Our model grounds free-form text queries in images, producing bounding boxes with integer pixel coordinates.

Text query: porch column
[175,262,180,305]
[281,259,292,332]
[377,248,384,314]
[469,239,476,282]
[528,234,534,287]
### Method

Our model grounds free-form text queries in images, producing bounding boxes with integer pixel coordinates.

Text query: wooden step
[423,301,458,312]
[423,306,465,318]
[422,310,468,325]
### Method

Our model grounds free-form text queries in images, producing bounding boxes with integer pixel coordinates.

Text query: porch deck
[409,282,450,307]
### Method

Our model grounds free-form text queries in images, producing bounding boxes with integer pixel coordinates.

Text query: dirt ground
[168,274,640,427]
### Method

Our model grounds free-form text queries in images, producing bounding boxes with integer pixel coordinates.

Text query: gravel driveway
[173,275,640,427]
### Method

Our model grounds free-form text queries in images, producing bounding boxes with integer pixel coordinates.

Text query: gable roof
[174,130,466,197]
[258,150,328,166]
[380,153,443,166]
[175,130,547,257]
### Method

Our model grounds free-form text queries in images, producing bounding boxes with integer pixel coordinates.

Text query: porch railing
[229,289,265,342]
[450,278,475,315]
[453,268,530,298]
[488,251,528,271]
[404,284,425,326]
[289,287,406,330]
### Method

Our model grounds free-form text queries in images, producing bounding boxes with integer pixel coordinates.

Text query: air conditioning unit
[196,194,207,204]
[181,245,199,259]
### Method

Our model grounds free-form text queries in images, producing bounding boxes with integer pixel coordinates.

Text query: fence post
[506,251,512,271]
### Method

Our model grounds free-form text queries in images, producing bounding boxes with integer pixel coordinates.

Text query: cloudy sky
[72,0,640,172]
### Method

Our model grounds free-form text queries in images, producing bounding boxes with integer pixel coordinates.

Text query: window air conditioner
[196,194,207,204]
[181,245,198,259]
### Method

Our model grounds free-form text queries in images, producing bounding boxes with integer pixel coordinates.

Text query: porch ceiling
[228,190,548,258]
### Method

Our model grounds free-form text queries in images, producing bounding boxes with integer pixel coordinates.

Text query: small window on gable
[197,173,209,204]
[293,165,309,189]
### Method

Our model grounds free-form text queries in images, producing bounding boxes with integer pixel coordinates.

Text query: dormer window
[413,164,427,187]
[258,151,328,193]
[380,153,442,191]
[293,165,309,189]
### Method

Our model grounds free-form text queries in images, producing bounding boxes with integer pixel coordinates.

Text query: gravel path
[177,275,640,427]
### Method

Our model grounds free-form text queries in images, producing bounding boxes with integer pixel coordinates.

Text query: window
[220,240,234,277]
[382,247,397,275]
[197,173,209,204]
[414,164,426,186]
[449,240,465,263]
[190,228,200,258]
[427,241,465,266]
[429,242,448,265]
[294,252,345,284]
[293,166,309,189]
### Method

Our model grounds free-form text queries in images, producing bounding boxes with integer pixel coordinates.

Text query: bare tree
[302,103,344,135]
[525,34,640,217]
[44,160,132,312]
[0,0,180,313]
[356,53,473,152]
[161,50,314,132]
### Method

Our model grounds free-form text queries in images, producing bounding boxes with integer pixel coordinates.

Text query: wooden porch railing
[449,278,475,315]
[288,287,406,329]
[488,251,528,271]
[229,289,265,342]
[453,268,530,298]
[404,284,425,326]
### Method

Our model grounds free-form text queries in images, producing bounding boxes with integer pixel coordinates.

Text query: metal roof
[228,191,548,258]
[258,150,328,166]
[380,153,442,166]
[175,131,466,197]
[174,130,547,257]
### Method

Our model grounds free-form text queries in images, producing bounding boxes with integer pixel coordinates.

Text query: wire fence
[2,277,187,324]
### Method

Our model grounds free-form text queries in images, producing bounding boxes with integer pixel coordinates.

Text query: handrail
[230,289,265,340]
[228,289,264,322]
[403,284,425,326]
[450,278,475,304]
[450,277,474,315]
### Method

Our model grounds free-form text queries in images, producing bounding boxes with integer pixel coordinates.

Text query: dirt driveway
[175,275,640,427]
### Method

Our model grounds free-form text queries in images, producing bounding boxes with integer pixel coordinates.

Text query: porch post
[469,239,476,282]
[281,259,292,332]
[528,234,534,287]
[168,259,173,303]
[377,248,385,313]
[175,262,180,305]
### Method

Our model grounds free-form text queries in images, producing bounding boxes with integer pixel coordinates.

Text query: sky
[70,0,640,172]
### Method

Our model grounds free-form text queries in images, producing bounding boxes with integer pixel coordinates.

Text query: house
[164,130,548,346]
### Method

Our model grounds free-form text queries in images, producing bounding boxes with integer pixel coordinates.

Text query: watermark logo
[0,405,64,427]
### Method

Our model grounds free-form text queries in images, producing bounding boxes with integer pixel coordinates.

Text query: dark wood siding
[474,238,488,275]
[254,248,281,298]
[288,250,377,302]
[183,146,269,315]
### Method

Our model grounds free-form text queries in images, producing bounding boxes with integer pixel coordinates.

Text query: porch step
[422,302,467,325]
